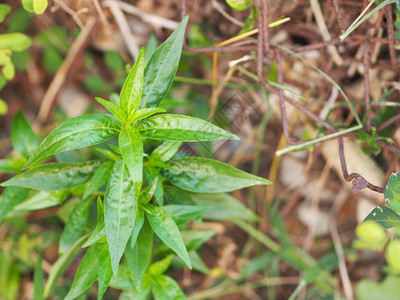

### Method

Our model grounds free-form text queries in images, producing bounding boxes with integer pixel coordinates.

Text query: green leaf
[22,0,34,12]
[171,251,210,274]
[105,158,137,275]
[152,275,186,300]
[24,113,120,168]
[108,144,121,155]
[182,230,215,252]
[0,186,30,223]
[137,178,158,206]
[82,197,106,248]
[2,160,102,191]
[163,205,210,225]
[145,204,192,269]
[128,107,166,123]
[364,206,400,229]
[356,276,400,300]
[6,8,32,32]
[15,190,68,212]
[0,33,31,52]
[104,50,125,72]
[148,255,173,276]
[386,240,400,273]
[0,98,8,115]
[43,47,63,74]
[145,33,158,62]
[226,0,252,11]
[138,114,239,141]
[44,234,89,298]
[140,16,189,108]
[12,50,29,72]
[65,240,111,300]
[59,198,91,254]
[353,221,387,251]
[84,75,113,94]
[83,160,113,199]
[162,157,271,193]
[385,173,400,213]
[0,4,11,23]
[0,158,25,173]
[190,192,258,221]
[193,251,211,274]
[125,219,153,289]
[120,47,145,116]
[33,254,44,300]
[151,141,182,162]
[119,126,143,197]
[11,111,38,159]
[33,0,47,14]
[95,97,127,123]
[144,167,164,206]
[97,243,113,300]
[130,208,145,247]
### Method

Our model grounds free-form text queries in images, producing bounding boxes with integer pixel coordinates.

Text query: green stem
[276,124,362,156]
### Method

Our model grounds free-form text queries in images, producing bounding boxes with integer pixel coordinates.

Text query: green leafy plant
[22,0,48,15]
[0,4,31,85]
[0,16,271,298]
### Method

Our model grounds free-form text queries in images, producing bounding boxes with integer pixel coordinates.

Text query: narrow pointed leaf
[0,186,29,223]
[137,114,239,141]
[188,251,209,274]
[163,205,210,225]
[189,192,259,221]
[148,255,173,276]
[128,107,166,123]
[11,111,38,159]
[140,16,189,108]
[152,275,187,300]
[119,126,143,197]
[151,141,182,162]
[2,161,102,191]
[130,208,145,248]
[125,219,153,289]
[105,158,137,275]
[97,247,113,300]
[120,48,145,115]
[65,240,111,300]
[24,114,120,168]
[44,234,89,298]
[144,167,164,206]
[139,177,159,205]
[145,204,192,269]
[181,230,215,252]
[83,160,113,199]
[95,97,127,123]
[59,198,91,254]
[0,158,25,173]
[83,197,106,248]
[162,157,271,193]
[33,254,44,300]
[15,190,68,212]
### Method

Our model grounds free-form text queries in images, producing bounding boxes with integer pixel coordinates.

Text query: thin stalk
[276,125,362,155]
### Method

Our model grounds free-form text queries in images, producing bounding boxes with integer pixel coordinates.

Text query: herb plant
[0,16,271,299]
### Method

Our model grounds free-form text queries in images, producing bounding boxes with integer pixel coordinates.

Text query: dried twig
[309,0,343,65]
[104,0,140,59]
[211,0,244,27]
[104,0,179,30]
[34,17,96,128]
[330,222,354,300]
